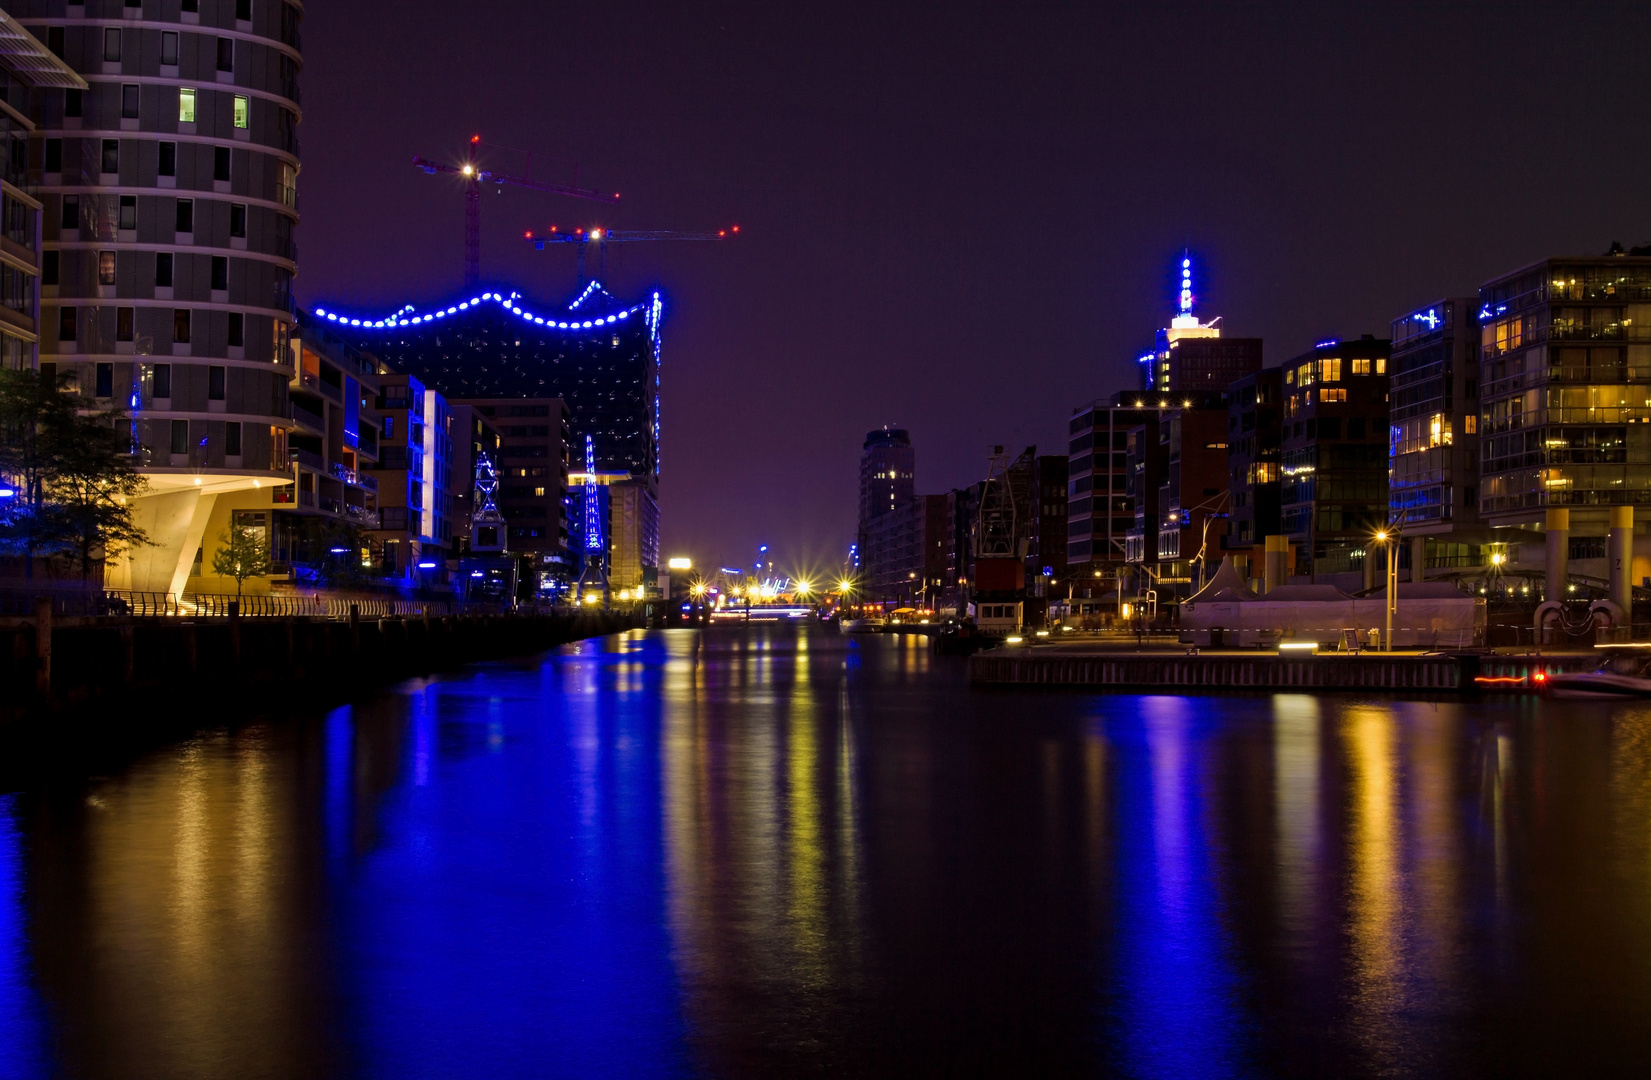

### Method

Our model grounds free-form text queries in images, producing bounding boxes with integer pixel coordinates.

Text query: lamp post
[1375,529,1394,651]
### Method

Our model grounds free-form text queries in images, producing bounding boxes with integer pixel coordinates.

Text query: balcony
[290,399,324,432]
[291,446,323,473]
[331,462,378,491]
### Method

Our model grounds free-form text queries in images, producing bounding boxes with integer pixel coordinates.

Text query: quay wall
[968,651,1595,692]
[0,611,641,744]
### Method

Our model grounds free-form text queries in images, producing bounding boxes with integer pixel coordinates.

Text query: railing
[186,593,329,618]
[291,400,324,431]
[0,589,538,621]
[0,589,180,617]
[291,446,323,472]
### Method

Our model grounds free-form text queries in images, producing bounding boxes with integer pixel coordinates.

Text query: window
[175,198,193,233]
[227,312,244,347]
[225,422,242,456]
[217,38,234,72]
[1296,363,1314,386]
[171,420,189,455]
[61,195,78,230]
[95,363,113,398]
[1376,357,1386,374]
[152,364,171,397]
[122,84,139,119]
[117,307,134,342]
[1352,357,1371,375]
[229,203,247,238]
[58,307,75,341]
[1319,387,1347,403]
[155,252,173,287]
[161,31,179,66]
[173,310,191,344]
[1318,357,1342,382]
[237,0,253,18]
[158,141,176,176]
[64,89,81,118]
[182,0,199,10]
[101,140,119,174]
[179,88,196,124]
[47,27,63,58]
[382,416,393,438]
[210,256,227,291]
[104,28,122,63]
[118,195,136,230]
[1463,414,1477,435]
[233,95,249,129]
[214,146,230,182]
[98,252,116,286]
[208,366,225,400]
[44,138,61,173]
[39,250,61,287]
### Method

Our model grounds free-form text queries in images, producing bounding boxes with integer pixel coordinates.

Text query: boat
[1545,647,1651,698]
[841,617,885,633]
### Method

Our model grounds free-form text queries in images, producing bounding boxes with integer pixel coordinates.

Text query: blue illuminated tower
[1137,251,1260,394]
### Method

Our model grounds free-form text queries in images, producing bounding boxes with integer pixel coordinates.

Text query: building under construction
[319,282,663,594]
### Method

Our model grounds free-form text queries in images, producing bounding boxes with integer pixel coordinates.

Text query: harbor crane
[525,225,739,285]
[414,136,620,288]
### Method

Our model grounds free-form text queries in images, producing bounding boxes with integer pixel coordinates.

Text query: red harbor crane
[414,136,620,288]
[524,225,740,285]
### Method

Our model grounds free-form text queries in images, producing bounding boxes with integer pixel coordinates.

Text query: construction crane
[414,136,620,288]
[525,225,739,285]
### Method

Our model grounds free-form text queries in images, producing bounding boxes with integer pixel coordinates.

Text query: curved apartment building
[13,0,300,594]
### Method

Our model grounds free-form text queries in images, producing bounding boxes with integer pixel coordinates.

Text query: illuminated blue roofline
[312,285,658,332]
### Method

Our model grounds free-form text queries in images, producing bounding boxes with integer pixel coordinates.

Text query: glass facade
[1477,258,1651,521]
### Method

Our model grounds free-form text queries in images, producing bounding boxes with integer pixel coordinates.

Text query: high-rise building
[0,12,83,373]
[1476,251,1651,603]
[1138,253,1262,393]
[857,426,913,536]
[1388,297,1486,578]
[20,1,306,594]
[326,284,663,590]
[1279,335,1391,588]
[454,396,569,557]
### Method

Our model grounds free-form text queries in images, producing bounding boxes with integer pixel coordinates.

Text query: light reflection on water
[4,628,1651,1077]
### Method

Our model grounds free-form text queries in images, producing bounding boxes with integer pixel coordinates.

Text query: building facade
[1388,297,1486,577]
[856,426,913,568]
[0,12,82,372]
[455,396,568,558]
[327,283,663,592]
[1225,367,1283,578]
[18,0,305,594]
[1279,335,1391,588]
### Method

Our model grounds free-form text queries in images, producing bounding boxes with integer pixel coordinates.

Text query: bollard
[33,596,51,701]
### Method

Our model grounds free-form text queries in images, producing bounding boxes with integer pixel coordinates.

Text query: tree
[0,368,78,577]
[212,520,270,598]
[49,409,151,581]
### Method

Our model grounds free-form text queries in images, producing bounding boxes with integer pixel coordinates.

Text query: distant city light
[417,561,437,569]
[667,557,692,570]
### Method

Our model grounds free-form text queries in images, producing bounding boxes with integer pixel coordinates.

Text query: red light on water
[1534,670,1548,683]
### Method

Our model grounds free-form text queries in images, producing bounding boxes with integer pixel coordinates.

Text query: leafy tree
[0,368,77,576]
[49,409,151,581]
[211,520,270,598]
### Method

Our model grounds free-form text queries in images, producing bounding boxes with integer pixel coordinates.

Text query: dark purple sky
[298,1,1651,575]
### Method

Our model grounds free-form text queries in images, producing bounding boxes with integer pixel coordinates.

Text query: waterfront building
[1388,297,1487,579]
[327,282,664,593]
[856,426,913,568]
[364,371,449,583]
[1479,254,1651,587]
[1120,396,1227,615]
[19,1,306,594]
[1224,367,1284,585]
[0,13,82,372]
[1279,335,1391,589]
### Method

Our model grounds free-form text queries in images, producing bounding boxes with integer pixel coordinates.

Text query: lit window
[1318,358,1341,382]
[1319,388,1346,403]
[1352,357,1371,375]
[1376,357,1386,374]
[98,251,115,285]
[234,95,249,128]
[1297,363,1314,386]
[179,88,196,123]
[1464,414,1477,435]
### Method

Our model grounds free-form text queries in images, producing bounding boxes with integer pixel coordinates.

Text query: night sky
[297,1,1651,574]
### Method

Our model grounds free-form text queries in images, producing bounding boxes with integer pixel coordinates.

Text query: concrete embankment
[968,649,1595,692]
[0,610,641,751]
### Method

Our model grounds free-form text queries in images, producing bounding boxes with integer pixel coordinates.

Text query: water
[3,626,1651,1078]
